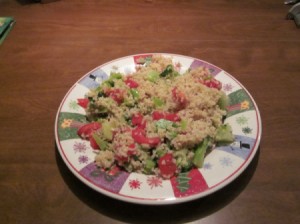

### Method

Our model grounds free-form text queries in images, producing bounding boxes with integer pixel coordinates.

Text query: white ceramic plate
[55,53,262,205]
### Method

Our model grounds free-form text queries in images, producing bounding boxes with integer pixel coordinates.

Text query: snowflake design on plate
[129,179,142,190]
[236,115,249,126]
[220,157,233,167]
[68,100,80,111]
[147,176,163,189]
[203,162,213,170]
[78,155,89,164]
[242,126,253,135]
[222,83,234,92]
[73,142,87,153]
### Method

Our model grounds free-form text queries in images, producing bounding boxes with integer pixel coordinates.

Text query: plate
[55,53,262,205]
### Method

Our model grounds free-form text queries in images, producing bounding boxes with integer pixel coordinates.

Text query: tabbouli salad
[77,55,234,179]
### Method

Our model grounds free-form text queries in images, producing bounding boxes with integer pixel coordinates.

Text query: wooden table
[0,1,299,223]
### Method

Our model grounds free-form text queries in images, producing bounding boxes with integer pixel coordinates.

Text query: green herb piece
[109,72,123,80]
[92,133,108,150]
[159,64,180,78]
[215,124,235,145]
[193,138,210,168]
[155,119,173,129]
[152,97,165,107]
[168,131,178,139]
[129,88,139,99]
[160,64,174,77]
[180,120,188,130]
[144,159,156,174]
[147,70,160,82]
[218,93,229,110]
[102,120,117,141]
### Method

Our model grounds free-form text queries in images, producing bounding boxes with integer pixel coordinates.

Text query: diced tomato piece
[131,128,160,147]
[152,111,181,122]
[201,78,222,90]
[172,87,187,107]
[77,98,89,109]
[125,77,139,88]
[127,143,136,156]
[158,153,177,178]
[115,155,129,163]
[131,127,146,144]
[152,111,164,120]
[206,79,221,90]
[131,113,146,128]
[128,143,136,149]
[106,89,124,104]
[165,113,181,122]
[77,122,101,139]
[146,137,161,146]
[107,166,121,176]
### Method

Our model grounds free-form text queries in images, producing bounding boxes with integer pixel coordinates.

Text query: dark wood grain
[0,1,299,223]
